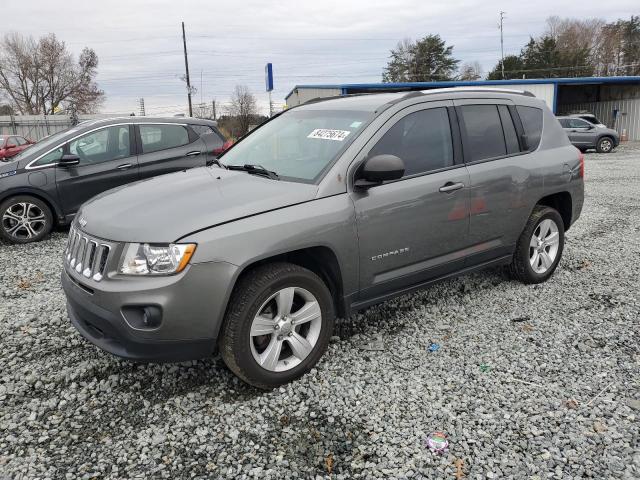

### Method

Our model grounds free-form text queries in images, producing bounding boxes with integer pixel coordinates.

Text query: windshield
[9,127,78,163]
[221,109,373,183]
[580,115,602,125]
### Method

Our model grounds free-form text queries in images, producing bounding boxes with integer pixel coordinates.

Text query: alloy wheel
[529,218,560,274]
[600,139,612,152]
[1,202,47,240]
[250,286,322,372]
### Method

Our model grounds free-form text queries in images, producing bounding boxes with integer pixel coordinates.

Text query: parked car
[62,88,584,388]
[0,135,35,160]
[568,113,606,128]
[557,116,619,153]
[0,117,227,243]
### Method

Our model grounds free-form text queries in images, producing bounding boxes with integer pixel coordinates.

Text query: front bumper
[62,260,238,362]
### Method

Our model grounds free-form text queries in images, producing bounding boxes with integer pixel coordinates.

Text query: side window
[368,107,453,177]
[6,137,18,147]
[558,118,570,128]
[459,105,506,161]
[32,147,64,167]
[139,125,190,153]
[17,137,28,145]
[498,105,520,155]
[191,125,215,136]
[69,125,131,165]
[569,118,589,129]
[516,106,543,151]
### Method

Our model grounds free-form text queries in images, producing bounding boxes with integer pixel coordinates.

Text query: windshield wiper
[227,164,279,180]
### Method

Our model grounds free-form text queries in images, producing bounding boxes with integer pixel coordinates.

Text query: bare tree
[227,85,257,136]
[0,32,103,115]
[458,61,483,80]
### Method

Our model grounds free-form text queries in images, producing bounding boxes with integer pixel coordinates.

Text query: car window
[459,105,506,162]
[15,137,28,145]
[139,124,190,153]
[569,118,590,129]
[368,108,453,177]
[558,118,570,128]
[516,106,543,150]
[32,147,64,167]
[498,105,520,155]
[191,125,217,137]
[6,137,18,147]
[69,125,131,165]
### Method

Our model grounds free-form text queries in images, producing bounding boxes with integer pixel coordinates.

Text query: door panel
[56,125,139,215]
[349,100,471,299]
[136,124,206,179]
[454,99,540,263]
[565,118,595,146]
[352,167,471,298]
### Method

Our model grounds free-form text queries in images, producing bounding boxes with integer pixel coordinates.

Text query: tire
[0,195,53,244]
[509,206,565,284]
[596,136,614,154]
[219,262,335,389]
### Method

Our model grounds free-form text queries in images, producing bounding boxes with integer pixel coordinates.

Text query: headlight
[119,243,196,275]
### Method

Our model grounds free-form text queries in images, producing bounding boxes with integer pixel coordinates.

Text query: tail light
[212,140,234,156]
[578,149,585,178]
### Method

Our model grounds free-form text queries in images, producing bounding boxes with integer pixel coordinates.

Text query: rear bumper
[62,260,238,362]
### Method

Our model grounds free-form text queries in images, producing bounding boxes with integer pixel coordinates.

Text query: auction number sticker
[307,129,351,141]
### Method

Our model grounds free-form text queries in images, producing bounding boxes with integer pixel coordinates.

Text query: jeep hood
[77,167,318,243]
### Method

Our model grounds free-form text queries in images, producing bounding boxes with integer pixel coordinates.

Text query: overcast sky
[5,1,637,116]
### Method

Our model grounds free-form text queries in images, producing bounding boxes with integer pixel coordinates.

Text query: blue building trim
[285,76,640,104]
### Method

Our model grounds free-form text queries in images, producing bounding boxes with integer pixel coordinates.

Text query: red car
[0,135,35,160]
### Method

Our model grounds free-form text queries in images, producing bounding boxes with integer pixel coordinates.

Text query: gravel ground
[1,144,639,480]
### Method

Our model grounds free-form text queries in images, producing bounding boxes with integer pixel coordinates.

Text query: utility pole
[139,98,146,116]
[182,21,193,117]
[211,100,217,121]
[499,11,506,80]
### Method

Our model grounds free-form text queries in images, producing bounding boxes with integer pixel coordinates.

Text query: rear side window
[191,125,217,137]
[139,125,190,153]
[459,105,506,162]
[368,107,453,177]
[516,106,543,151]
[6,137,18,147]
[558,118,570,128]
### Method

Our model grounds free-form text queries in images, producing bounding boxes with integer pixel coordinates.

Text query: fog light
[121,306,162,330]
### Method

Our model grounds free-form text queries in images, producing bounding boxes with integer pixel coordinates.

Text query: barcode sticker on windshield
[307,129,351,141]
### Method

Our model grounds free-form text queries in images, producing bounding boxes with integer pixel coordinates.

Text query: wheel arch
[0,188,64,225]
[536,191,572,231]
[226,246,347,319]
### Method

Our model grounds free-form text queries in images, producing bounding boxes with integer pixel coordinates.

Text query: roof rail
[419,86,536,97]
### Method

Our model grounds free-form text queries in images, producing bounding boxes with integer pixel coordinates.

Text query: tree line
[382,15,640,83]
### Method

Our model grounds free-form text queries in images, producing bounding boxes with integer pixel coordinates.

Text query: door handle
[117,163,133,170]
[186,151,201,157]
[439,182,464,193]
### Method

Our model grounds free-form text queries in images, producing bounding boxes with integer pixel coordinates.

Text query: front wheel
[509,206,565,284]
[219,262,335,389]
[0,195,53,244]
[596,136,614,153]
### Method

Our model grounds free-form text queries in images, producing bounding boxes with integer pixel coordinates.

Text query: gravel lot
[1,144,639,480]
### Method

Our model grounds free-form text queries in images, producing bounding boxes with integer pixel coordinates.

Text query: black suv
[0,117,226,244]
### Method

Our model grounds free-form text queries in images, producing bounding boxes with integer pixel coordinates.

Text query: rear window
[459,105,507,162]
[517,106,543,151]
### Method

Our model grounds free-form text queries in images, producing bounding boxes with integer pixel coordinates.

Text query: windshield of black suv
[221,109,373,183]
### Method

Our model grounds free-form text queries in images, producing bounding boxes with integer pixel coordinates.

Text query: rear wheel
[509,206,564,284]
[219,262,335,389]
[0,195,53,244]
[596,136,614,153]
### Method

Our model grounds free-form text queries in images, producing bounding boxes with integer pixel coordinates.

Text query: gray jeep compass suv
[62,88,584,388]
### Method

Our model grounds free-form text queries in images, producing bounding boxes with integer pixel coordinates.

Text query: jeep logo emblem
[79,217,87,228]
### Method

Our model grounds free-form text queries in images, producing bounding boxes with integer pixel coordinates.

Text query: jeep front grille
[65,226,111,282]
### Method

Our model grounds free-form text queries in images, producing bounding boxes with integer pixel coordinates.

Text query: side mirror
[57,154,80,167]
[354,154,405,189]
[587,124,595,130]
